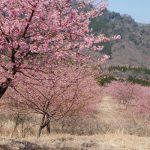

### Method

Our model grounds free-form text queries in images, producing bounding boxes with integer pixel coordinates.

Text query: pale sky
[97,0,150,24]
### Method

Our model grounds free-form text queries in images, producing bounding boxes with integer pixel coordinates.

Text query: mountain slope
[90,10,150,68]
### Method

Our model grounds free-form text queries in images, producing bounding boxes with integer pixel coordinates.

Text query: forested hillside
[90,9,150,68]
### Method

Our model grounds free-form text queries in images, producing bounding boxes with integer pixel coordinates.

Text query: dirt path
[98,96,124,124]
[99,96,119,113]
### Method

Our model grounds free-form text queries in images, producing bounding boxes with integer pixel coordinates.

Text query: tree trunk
[0,78,11,99]
[21,122,25,138]
[38,114,45,137]
[38,114,51,137]
[38,126,43,138]
[46,121,51,134]
[38,122,49,137]
[11,114,20,138]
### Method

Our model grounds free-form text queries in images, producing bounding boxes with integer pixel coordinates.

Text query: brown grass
[0,133,150,150]
[0,96,150,149]
[0,96,150,138]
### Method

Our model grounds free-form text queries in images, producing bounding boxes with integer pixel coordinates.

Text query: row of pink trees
[104,81,150,113]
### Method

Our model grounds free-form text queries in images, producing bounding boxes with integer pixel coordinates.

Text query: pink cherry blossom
[0,0,119,98]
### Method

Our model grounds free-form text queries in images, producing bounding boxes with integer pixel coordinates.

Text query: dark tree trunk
[38,122,50,137]
[38,114,51,137]
[0,86,9,98]
[38,114,45,137]
[38,126,43,138]
[46,122,51,134]
[0,78,11,99]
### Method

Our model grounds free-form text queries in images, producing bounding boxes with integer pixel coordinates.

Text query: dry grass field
[0,133,150,150]
[0,96,150,150]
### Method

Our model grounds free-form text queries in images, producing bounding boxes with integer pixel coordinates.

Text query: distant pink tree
[105,81,150,113]
[0,0,121,98]
[105,82,136,105]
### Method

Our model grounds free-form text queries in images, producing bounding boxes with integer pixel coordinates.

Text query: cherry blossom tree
[3,64,101,137]
[0,0,120,98]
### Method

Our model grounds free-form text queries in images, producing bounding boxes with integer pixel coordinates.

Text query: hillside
[90,9,150,68]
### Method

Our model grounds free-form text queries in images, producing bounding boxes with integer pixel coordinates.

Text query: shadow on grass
[0,140,50,150]
[0,140,79,150]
